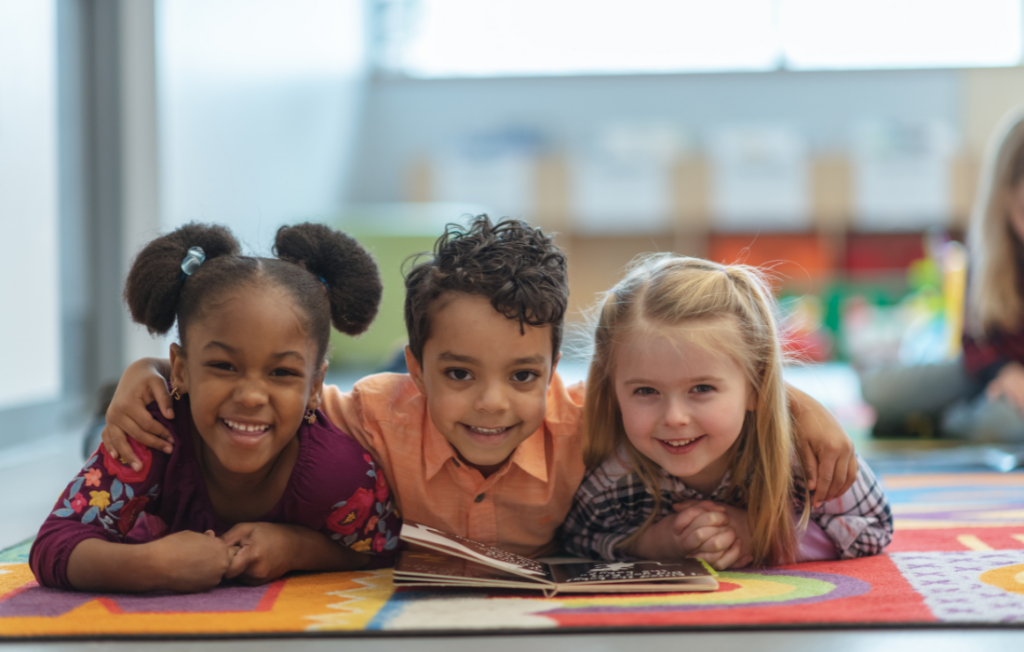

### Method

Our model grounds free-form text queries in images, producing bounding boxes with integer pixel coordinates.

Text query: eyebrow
[438,352,477,364]
[203,341,306,363]
[622,375,724,385]
[438,352,546,366]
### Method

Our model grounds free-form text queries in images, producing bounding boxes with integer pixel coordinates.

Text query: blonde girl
[962,107,1024,420]
[561,255,892,568]
[864,105,1024,440]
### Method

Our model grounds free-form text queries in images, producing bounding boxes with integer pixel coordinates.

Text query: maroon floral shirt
[30,399,400,590]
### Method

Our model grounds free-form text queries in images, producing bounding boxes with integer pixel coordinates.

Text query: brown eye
[445,368,472,381]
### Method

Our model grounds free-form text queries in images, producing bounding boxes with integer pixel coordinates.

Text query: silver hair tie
[180,246,206,278]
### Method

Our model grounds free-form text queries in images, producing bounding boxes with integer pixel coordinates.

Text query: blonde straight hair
[583,254,808,566]
[968,106,1024,336]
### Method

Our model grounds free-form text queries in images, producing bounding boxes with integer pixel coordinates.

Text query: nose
[663,397,690,427]
[235,374,269,408]
[474,379,510,413]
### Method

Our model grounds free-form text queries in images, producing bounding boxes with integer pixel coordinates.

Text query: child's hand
[987,362,1024,414]
[221,523,296,585]
[101,357,175,470]
[150,530,234,593]
[788,384,858,507]
[675,502,753,570]
[627,500,731,561]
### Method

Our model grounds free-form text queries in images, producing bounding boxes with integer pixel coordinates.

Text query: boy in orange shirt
[102,217,858,558]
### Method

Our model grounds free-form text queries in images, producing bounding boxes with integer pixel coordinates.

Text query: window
[0,0,61,410]
[376,0,1023,78]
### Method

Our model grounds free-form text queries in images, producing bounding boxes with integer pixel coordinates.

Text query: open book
[393,521,718,597]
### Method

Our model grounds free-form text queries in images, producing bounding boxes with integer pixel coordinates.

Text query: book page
[550,559,713,584]
[396,551,534,584]
[399,522,550,579]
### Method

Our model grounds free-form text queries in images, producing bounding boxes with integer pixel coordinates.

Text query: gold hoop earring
[171,387,181,401]
[305,408,316,425]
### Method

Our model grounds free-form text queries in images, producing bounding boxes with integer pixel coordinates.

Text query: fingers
[148,378,175,420]
[810,446,838,508]
[706,540,743,571]
[118,396,174,446]
[821,451,850,505]
[224,546,251,580]
[690,527,736,555]
[799,440,818,493]
[673,505,728,537]
[675,511,732,555]
[131,403,174,446]
[836,453,859,501]
[101,424,143,470]
[220,524,253,548]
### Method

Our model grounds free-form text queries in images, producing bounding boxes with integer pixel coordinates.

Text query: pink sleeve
[795,519,839,562]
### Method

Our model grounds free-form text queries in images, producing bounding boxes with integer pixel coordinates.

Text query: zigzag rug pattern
[2,472,1024,638]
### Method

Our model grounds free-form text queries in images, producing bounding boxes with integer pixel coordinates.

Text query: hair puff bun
[274,223,382,336]
[124,222,240,335]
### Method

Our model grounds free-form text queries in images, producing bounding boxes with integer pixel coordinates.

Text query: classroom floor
[5,363,1024,649]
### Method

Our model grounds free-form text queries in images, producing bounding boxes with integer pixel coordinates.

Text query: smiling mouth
[656,435,705,453]
[466,425,513,435]
[660,436,701,447]
[222,418,270,434]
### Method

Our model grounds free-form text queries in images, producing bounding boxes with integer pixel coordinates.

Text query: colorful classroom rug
[3,471,1024,639]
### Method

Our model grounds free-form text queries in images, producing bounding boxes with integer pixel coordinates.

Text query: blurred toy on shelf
[837,229,966,371]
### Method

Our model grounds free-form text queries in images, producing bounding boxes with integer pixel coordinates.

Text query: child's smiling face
[406,292,558,476]
[170,286,325,477]
[614,320,755,495]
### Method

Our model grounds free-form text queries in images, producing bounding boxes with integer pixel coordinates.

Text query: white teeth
[663,437,698,447]
[469,425,509,435]
[224,419,269,433]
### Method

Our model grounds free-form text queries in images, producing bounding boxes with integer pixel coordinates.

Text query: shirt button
[474,493,485,503]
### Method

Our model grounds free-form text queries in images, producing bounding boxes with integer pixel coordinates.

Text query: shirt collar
[508,421,549,483]
[423,415,457,481]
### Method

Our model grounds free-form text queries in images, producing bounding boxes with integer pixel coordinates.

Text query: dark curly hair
[404,215,569,363]
[124,222,382,363]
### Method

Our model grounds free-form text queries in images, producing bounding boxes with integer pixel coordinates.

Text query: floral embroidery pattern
[101,439,152,484]
[51,451,161,538]
[326,488,374,536]
[69,493,86,513]
[328,455,399,554]
[89,491,111,510]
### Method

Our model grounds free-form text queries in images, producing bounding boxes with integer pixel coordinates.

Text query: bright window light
[779,0,1022,70]
[379,0,1024,77]
[386,0,780,77]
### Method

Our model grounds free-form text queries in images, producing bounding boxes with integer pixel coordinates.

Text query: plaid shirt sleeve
[559,463,663,561]
[808,454,893,559]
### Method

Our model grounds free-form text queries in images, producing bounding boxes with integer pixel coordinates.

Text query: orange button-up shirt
[321,372,585,558]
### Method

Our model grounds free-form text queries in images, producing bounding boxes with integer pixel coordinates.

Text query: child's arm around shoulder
[807,454,893,559]
[101,357,176,469]
[788,384,859,506]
